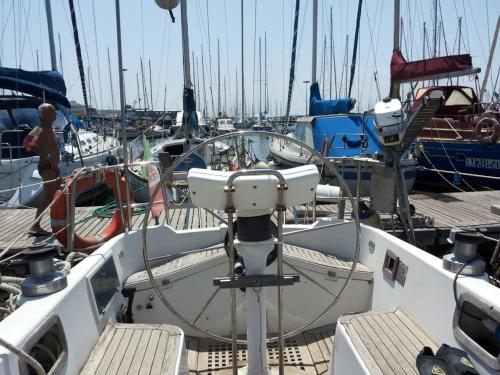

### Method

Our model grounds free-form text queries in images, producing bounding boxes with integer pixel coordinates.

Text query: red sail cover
[390,50,473,83]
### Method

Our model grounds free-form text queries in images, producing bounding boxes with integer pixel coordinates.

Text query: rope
[92,201,146,218]
[0,336,46,375]
[419,147,467,192]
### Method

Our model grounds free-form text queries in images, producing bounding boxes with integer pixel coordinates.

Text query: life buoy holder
[475,116,500,145]
[50,169,132,252]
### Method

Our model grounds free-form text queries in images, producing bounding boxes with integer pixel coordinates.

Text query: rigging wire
[91,0,104,110]
[154,13,168,110]
[18,0,32,68]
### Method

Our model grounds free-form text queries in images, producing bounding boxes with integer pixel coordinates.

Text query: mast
[329,7,333,98]
[196,56,200,112]
[201,45,208,117]
[432,0,438,57]
[180,0,193,138]
[348,0,363,98]
[265,31,268,113]
[107,47,116,110]
[140,58,148,110]
[240,0,245,123]
[136,73,141,109]
[480,16,500,103]
[58,33,63,76]
[322,35,326,96]
[390,0,401,98]
[423,22,426,59]
[311,0,318,83]
[235,66,238,117]
[69,0,89,115]
[149,59,153,111]
[224,76,227,114]
[456,17,462,85]
[217,38,221,116]
[259,36,262,114]
[344,35,349,97]
[285,0,300,125]
[114,0,130,229]
[192,51,196,103]
[393,0,400,52]
[44,0,57,71]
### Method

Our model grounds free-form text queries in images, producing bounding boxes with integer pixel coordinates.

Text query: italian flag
[142,135,165,219]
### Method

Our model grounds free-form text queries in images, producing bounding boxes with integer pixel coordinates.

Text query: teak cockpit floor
[80,323,183,375]
[186,325,335,374]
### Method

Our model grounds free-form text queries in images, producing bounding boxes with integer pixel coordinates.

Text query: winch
[21,245,68,297]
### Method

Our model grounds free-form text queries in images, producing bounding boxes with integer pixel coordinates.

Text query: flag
[142,135,165,219]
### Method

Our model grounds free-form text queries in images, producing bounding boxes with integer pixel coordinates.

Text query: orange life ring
[475,117,500,145]
[50,170,132,252]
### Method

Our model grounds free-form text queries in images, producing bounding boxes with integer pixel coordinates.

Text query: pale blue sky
[0,0,498,116]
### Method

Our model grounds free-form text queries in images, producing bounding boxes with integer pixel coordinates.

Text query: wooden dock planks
[1,190,499,250]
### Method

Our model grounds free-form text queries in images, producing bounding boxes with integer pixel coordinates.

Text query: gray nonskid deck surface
[339,309,438,375]
[80,323,183,375]
[125,244,372,286]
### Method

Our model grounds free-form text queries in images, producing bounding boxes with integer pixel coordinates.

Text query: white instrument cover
[188,165,320,211]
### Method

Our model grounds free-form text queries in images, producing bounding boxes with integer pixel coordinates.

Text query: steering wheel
[141,130,361,344]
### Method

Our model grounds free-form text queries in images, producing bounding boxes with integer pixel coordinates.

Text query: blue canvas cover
[0,67,70,107]
[309,82,354,116]
[312,114,383,157]
[183,87,198,129]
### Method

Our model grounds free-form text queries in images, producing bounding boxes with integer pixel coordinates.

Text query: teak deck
[0,190,499,251]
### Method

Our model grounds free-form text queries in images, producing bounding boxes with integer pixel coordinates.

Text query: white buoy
[154,0,180,10]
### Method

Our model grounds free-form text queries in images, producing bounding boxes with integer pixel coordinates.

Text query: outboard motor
[374,97,405,147]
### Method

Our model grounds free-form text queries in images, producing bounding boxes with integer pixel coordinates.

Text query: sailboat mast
[217,38,221,116]
[393,0,400,51]
[58,33,63,76]
[136,73,141,109]
[390,0,401,98]
[149,59,153,111]
[480,16,500,103]
[44,0,58,71]
[140,58,148,110]
[240,0,245,123]
[107,47,116,110]
[69,0,89,115]
[265,31,268,113]
[180,0,193,138]
[311,0,318,83]
[348,0,363,98]
[114,0,130,229]
[259,36,262,114]
[235,66,238,117]
[329,7,333,99]
[201,45,208,117]
[432,0,438,57]
[285,0,300,125]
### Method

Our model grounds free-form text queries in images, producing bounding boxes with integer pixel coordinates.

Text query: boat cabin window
[0,109,13,130]
[445,90,472,106]
[294,121,313,146]
[11,108,39,129]
[19,315,67,375]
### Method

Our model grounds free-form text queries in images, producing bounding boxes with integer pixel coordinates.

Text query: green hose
[92,200,146,218]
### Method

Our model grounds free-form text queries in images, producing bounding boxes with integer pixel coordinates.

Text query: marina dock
[1,190,499,252]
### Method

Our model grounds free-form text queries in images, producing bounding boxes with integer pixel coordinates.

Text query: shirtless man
[29,103,61,235]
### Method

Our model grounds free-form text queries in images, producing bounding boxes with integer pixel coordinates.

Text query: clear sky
[0,0,499,117]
